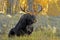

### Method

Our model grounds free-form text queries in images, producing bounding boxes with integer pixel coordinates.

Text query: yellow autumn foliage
[0,0,60,16]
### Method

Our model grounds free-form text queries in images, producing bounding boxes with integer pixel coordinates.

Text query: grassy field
[0,14,60,40]
[0,29,60,40]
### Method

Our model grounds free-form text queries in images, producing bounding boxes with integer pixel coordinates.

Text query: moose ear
[37,4,42,13]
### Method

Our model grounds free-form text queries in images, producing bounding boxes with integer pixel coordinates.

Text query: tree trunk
[27,0,34,13]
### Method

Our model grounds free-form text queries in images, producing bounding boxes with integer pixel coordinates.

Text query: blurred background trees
[0,0,48,15]
[0,0,60,16]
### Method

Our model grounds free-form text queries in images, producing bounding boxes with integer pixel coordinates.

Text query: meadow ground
[0,30,60,40]
[0,14,60,40]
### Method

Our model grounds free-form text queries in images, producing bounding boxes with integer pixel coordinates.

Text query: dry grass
[0,14,60,40]
[0,29,60,40]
